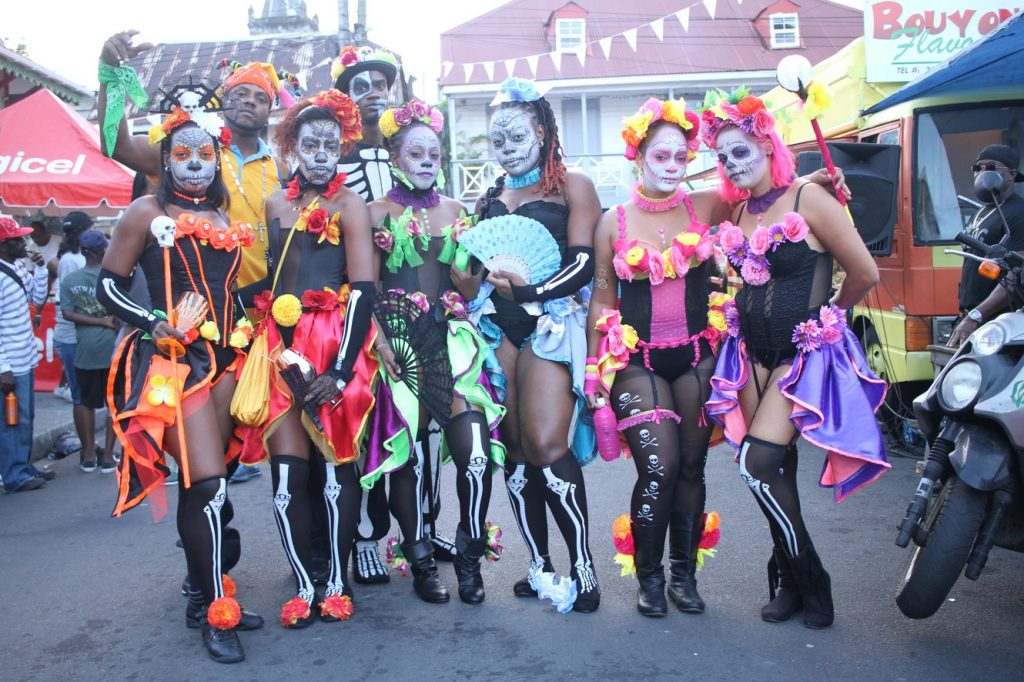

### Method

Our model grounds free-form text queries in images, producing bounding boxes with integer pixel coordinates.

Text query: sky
[4,0,862,102]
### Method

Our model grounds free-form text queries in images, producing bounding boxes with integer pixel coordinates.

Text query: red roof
[441,0,862,87]
[0,90,133,211]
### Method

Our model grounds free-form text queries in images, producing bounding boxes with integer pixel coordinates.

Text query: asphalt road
[3,442,1023,681]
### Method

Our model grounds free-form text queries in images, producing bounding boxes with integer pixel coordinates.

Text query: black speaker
[797,142,901,255]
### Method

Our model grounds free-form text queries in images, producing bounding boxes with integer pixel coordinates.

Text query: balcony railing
[450,150,718,208]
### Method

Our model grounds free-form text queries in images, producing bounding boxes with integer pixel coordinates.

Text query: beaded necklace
[221,149,270,243]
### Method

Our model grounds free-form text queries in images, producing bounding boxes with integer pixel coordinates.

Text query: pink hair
[710,123,795,204]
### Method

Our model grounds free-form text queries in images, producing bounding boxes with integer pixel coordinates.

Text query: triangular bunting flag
[651,18,665,42]
[675,8,690,32]
[504,58,517,78]
[550,50,562,72]
[703,0,718,19]
[483,61,495,81]
[462,63,475,82]
[599,36,614,59]
[574,46,587,68]
[442,61,454,78]
[526,54,539,77]
[624,27,638,52]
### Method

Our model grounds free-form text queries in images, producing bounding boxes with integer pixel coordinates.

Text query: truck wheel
[896,478,987,619]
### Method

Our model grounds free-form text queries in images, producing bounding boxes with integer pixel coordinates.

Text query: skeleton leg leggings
[445,411,493,538]
[388,446,424,542]
[739,436,808,557]
[541,452,597,592]
[270,456,315,604]
[419,424,443,536]
[178,476,230,607]
[323,461,361,597]
[505,462,553,574]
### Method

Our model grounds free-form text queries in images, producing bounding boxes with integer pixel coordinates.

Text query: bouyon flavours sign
[865,0,1020,82]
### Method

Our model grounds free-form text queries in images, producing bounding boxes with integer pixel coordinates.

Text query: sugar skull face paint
[167,126,217,195]
[297,119,343,185]
[640,125,689,194]
[396,124,441,191]
[489,107,541,177]
[349,69,392,123]
[716,127,769,190]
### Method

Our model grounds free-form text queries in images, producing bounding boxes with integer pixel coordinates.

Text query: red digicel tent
[0,89,133,213]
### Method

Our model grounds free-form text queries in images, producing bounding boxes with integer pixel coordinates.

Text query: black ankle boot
[198,613,245,663]
[453,526,487,604]
[186,590,265,631]
[513,557,554,598]
[402,537,451,604]
[787,544,834,629]
[633,522,668,617]
[430,532,458,562]
[667,512,706,614]
[761,547,803,622]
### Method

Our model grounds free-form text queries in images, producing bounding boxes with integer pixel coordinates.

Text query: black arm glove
[97,268,157,333]
[329,281,376,383]
[511,245,594,304]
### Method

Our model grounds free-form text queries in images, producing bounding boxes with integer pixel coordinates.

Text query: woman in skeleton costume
[98,106,261,663]
[233,90,378,628]
[701,90,888,629]
[476,77,602,612]
[586,98,731,618]
[364,99,506,605]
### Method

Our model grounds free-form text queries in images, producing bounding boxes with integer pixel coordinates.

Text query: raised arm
[799,182,878,309]
[97,31,161,175]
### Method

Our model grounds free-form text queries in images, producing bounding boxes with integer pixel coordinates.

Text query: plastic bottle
[5,392,17,426]
[593,401,620,461]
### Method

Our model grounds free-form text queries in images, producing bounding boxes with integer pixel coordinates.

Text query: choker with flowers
[285,172,347,201]
[631,183,685,213]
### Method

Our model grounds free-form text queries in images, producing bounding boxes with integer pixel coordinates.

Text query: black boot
[787,544,834,629]
[632,522,668,617]
[430,533,458,562]
[761,546,803,622]
[667,512,706,614]
[197,612,245,664]
[453,525,487,604]
[402,537,451,604]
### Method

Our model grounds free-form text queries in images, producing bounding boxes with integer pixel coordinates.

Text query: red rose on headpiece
[340,47,359,67]
[736,96,765,116]
[306,208,329,235]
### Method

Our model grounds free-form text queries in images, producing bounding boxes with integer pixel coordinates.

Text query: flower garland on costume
[613,224,715,285]
[791,304,848,354]
[148,106,230,146]
[173,213,255,251]
[717,213,809,286]
[379,98,445,138]
[621,97,701,161]
[291,198,342,246]
[437,213,476,266]
[373,208,430,272]
[699,86,774,148]
[612,512,721,577]
[267,286,350,328]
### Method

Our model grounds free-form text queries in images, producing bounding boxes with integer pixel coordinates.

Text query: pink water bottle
[593,399,620,462]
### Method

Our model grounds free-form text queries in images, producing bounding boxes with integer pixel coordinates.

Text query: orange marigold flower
[320,594,353,620]
[736,96,765,116]
[280,597,311,628]
[612,513,632,540]
[221,574,237,598]
[207,596,241,630]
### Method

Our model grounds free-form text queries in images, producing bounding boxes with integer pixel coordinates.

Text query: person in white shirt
[0,215,54,492]
[53,212,91,404]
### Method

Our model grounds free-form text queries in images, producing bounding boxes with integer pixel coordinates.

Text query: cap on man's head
[331,46,399,93]
[79,229,109,254]
[223,61,281,101]
[62,211,94,233]
[0,215,33,241]
[977,144,1022,182]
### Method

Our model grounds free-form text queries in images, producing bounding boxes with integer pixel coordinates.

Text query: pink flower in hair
[752,109,774,137]
[781,212,809,242]
[393,107,413,126]
[747,226,772,256]
[428,109,445,134]
[409,99,430,119]
[639,98,663,119]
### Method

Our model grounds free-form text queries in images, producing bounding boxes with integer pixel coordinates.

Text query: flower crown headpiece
[621,98,701,161]
[379,98,444,139]
[490,77,551,107]
[304,89,364,144]
[148,83,230,147]
[331,46,399,83]
[698,86,775,147]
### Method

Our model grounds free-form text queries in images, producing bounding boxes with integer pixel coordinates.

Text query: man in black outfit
[948,144,1024,346]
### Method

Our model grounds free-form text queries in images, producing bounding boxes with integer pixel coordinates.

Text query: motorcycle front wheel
[896,477,988,619]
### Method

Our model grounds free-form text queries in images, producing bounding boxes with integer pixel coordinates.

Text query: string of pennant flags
[441,0,738,83]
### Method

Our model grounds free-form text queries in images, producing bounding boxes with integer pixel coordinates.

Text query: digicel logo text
[0,152,86,175]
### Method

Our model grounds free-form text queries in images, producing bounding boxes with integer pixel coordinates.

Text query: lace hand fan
[374,290,453,427]
[458,214,562,286]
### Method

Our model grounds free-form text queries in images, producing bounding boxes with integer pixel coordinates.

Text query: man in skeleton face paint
[332,46,401,203]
